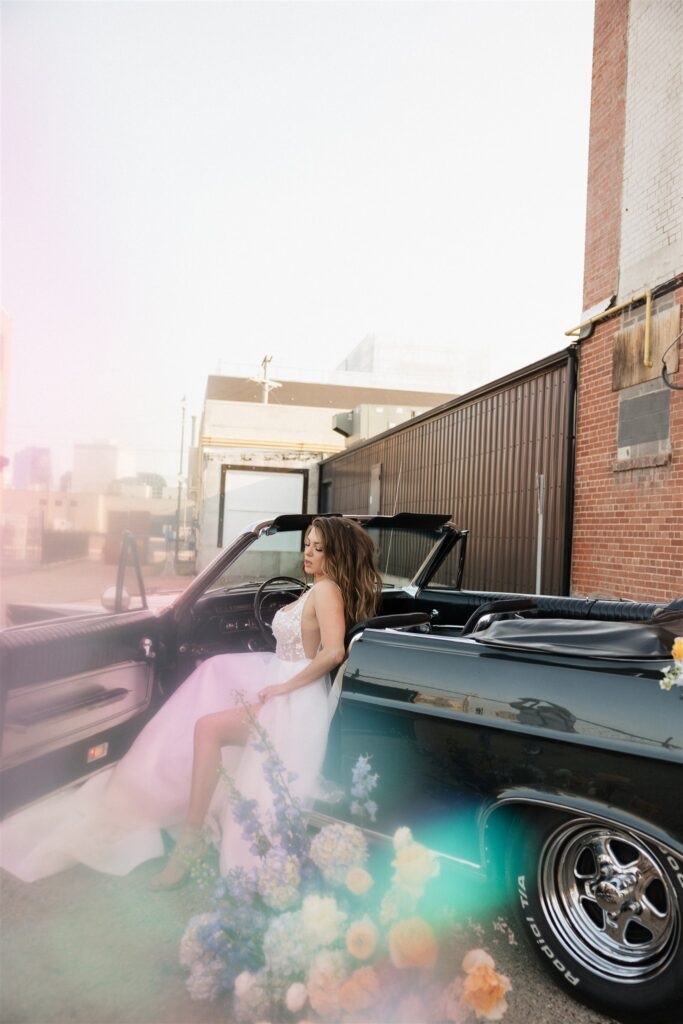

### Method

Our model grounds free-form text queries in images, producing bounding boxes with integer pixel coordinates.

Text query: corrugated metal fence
[319,348,577,594]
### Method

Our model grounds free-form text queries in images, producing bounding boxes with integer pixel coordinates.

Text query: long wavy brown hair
[306,517,381,629]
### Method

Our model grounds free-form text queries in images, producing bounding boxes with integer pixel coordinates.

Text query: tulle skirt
[0,651,332,881]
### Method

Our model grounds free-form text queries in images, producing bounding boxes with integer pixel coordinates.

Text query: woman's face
[304,526,327,579]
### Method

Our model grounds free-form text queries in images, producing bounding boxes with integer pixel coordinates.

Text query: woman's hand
[257,683,288,703]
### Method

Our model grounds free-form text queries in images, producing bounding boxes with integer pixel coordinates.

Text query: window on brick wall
[616,378,671,463]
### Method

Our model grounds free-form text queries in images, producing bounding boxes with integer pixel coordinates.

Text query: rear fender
[480,789,683,878]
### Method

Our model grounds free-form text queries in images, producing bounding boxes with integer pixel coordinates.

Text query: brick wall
[571,287,683,602]
[582,0,630,310]
[619,0,683,297]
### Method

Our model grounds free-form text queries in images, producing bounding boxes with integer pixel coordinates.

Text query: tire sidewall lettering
[518,879,580,987]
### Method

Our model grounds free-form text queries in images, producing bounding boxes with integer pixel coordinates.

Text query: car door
[0,537,163,816]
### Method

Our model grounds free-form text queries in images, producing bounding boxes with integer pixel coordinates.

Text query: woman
[0,517,381,885]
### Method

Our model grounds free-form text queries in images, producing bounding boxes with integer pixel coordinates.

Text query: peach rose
[346,866,374,896]
[345,916,378,961]
[462,950,511,1021]
[462,949,495,973]
[307,950,347,1019]
[388,916,439,970]
[672,637,683,662]
[338,966,380,1013]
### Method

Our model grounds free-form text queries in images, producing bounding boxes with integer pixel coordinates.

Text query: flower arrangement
[660,637,683,690]
[179,707,512,1022]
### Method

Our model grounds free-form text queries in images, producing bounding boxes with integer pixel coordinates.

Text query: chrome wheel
[539,821,680,983]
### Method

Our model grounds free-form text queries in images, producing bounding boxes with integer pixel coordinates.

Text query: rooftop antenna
[249,354,282,405]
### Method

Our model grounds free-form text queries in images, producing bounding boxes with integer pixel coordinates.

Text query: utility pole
[174,396,187,568]
[249,355,281,404]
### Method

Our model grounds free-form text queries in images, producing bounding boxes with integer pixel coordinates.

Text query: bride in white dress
[0,518,382,886]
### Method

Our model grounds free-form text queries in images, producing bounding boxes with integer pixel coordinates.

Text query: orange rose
[462,954,511,1021]
[338,966,380,1013]
[388,916,439,969]
[672,637,683,662]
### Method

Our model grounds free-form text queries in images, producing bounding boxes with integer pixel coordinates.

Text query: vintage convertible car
[1,513,681,1023]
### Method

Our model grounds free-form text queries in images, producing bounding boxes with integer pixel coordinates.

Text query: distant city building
[136,472,167,499]
[72,442,136,493]
[108,474,167,499]
[12,446,52,490]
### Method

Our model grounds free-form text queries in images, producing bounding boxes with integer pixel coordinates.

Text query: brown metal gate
[319,348,577,595]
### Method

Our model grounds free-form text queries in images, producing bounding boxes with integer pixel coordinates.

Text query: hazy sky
[2,0,594,484]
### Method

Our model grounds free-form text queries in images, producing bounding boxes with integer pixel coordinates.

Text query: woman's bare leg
[149,702,258,889]
[186,706,253,825]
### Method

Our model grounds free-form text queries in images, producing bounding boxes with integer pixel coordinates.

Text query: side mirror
[112,531,148,613]
[102,586,130,612]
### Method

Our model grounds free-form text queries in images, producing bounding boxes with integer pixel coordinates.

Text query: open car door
[0,534,162,815]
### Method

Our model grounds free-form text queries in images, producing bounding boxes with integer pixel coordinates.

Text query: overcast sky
[2,0,595,484]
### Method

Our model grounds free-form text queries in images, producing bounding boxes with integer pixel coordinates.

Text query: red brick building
[571,0,683,602]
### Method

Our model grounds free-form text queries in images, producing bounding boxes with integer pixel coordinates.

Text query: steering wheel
[254,576,307,649]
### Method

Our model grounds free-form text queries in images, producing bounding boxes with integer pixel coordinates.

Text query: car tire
[507,812,683,1024]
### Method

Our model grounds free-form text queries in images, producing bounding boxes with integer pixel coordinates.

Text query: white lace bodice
[272,589,312,661]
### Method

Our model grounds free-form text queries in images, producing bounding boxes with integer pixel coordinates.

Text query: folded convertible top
[471,615,683,660]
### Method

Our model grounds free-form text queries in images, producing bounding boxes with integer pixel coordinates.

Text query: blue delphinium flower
[350,753,379,821]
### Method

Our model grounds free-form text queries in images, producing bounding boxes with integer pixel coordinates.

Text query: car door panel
[0,610,161,813]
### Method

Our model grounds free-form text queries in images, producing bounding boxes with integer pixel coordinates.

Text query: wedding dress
[0,586,335,881]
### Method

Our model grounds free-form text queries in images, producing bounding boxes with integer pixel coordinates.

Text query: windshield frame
[170,513,463,621]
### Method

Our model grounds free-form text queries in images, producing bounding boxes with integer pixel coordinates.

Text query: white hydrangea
[186,958,223,1001]
[233,968,272,1023]
[263,911,315,977]
[301,894,347,948]
[257,848,301,911]
[310,822,367,884]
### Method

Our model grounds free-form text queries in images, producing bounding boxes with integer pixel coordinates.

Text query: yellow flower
[392,840,440,892]
[462,949,511,1021]
[338,966,380,1013]
[345,916,378,961]
[388,916,439,969]
[346,866,374,895]
[672,637,683,662]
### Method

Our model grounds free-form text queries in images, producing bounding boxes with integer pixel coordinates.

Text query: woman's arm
[258,580,346,702]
